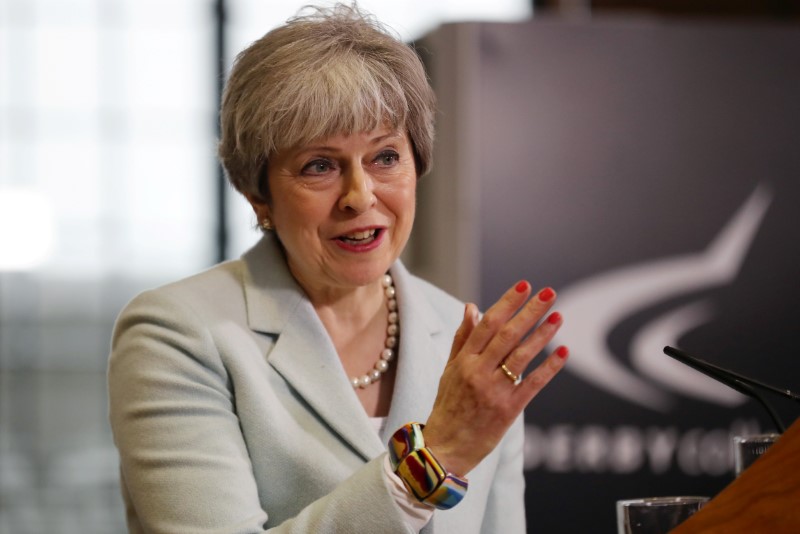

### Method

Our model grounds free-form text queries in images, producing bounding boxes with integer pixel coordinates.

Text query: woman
[108,4,568,533]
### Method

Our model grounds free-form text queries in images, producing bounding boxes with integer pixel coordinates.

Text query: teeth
[343,229,376,241]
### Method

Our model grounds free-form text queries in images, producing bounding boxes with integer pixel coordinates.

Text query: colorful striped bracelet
[388,423,469,510]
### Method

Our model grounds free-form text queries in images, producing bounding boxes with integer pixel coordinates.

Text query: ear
[244,193,272,224]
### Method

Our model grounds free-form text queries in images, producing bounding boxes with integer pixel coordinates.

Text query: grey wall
[421,17,800,533]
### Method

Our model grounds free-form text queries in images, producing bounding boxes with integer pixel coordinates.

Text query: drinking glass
[616,496,709,534]
[733,433,780,476]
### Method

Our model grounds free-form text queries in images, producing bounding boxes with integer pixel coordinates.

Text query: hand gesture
[423,281,568,476]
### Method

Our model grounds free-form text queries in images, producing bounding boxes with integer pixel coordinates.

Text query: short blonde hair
[218,3,437,199]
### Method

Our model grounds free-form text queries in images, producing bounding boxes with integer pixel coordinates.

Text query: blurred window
[0,1,530,533]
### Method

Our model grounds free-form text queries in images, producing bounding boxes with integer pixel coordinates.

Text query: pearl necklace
[350,274,398,389]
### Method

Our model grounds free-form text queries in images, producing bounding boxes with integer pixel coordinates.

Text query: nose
[338,165,376,213]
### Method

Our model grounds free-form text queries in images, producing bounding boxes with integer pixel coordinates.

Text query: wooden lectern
[671,419,800,532]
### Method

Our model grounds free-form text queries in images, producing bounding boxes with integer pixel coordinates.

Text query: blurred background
[1,1,798,533]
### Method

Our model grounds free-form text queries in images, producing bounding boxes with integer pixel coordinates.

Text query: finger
[448,303,480,362]
[479,286,557,370]
[501,310,562,375]
[516,345,569,402]
[462,280,531,355]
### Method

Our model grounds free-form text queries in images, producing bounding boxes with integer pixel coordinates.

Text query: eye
[375,150,400,167]
[301,159,335,176]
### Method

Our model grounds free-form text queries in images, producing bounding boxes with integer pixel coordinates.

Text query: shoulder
[393,263,465,333]
[119,234,287,321]
[118,259,247,325]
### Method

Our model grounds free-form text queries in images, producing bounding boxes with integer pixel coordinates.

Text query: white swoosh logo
[630,300,746,406]
[552,185,771,411]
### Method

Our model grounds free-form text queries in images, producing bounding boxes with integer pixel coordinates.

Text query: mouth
[337,228,382,246]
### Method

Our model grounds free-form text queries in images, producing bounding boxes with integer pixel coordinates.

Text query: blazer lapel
[382,262,446,443]
[385,263,449,534]
[241,235,384,462]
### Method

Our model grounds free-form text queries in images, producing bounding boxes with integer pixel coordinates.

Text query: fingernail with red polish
[547,312,562,325]
[538,287,555,302]
[515,280,529,293]
[556,345,569,359]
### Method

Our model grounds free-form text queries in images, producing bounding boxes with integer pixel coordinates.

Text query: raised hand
[423,280,568,476]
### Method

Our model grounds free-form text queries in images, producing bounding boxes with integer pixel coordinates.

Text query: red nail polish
[515,280,529,293]
[556,345,569,359]
[538,287,555,302]
[547,312,561,325]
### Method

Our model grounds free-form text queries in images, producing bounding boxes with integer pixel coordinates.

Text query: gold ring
[500,362,521,385]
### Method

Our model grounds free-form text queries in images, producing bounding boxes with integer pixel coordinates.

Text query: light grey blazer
[108,234,525,533]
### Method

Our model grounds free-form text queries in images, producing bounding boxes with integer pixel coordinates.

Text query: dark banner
[472,19,800,533]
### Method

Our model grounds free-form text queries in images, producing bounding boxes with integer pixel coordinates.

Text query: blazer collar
[240,235,446,460]
[241,234,303,335]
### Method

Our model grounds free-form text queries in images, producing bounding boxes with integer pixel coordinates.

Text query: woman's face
[248,127,417,294]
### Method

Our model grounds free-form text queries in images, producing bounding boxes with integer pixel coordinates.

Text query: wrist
[418,431,468,478]
[388,422,469,510]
